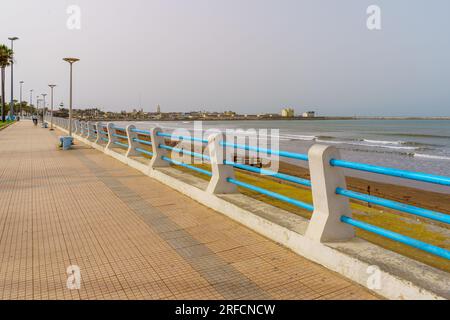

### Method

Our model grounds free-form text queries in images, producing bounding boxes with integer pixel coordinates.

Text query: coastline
[73,117,450,122]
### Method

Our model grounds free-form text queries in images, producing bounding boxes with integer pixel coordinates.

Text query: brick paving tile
[0,122,378,300]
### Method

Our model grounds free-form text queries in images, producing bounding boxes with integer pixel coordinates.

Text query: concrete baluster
[106,123,118,150]
[87,121,96,140]
[126,125,139,158]
[206,133,237,194]
[305,144,355,242]
[74,120,80,135]
[95,122,104,144]
[149,127,171,169]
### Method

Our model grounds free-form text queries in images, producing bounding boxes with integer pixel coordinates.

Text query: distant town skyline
[1,0,450,116]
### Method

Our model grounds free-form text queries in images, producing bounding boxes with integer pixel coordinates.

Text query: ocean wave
[413,153,450,161]
[363,139,404,145]
[379,132,450,139]
[279,134,317,141]
[316,139,421,151]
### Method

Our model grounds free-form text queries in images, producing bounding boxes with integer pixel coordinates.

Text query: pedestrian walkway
[0,121,378,300]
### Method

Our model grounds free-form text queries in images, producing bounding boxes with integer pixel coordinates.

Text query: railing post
[87,121,96,140]
[80,121,85,136]
[149,127,171,168]
[126,125,139,157]
[74,120,81,135]
[95,122,103,144]
[305,144,354,242]
[83,122,89,137]
[206,133,237,194]
[106,122,118,150]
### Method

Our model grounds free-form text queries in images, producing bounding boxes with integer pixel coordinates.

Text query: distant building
[302,111,315,118]
[156,105,161,114]
[281,108,295,118]
[258,113,279,118]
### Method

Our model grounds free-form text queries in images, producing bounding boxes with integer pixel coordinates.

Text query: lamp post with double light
[8,37,19,119]
[41,93,47,123]
[63,57,79,136]
[48,85,56,130]
[19,81,24,117]
[30,89,34,115]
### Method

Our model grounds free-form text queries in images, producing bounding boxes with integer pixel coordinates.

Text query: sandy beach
[278,161,450,215]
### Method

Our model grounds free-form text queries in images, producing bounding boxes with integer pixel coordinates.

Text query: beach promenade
[0,121,377,300]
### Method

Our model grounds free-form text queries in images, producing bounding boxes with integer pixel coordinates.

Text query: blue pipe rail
[133,138,152,146]
[112,133,128,140]
[131,128,151,135]
[114,141,129,148]
[331,159,450,187]
[224,161,312,188]
[220,142,308,162]
[100,137,109,142]
[227,178,314,211]
[336,188,450,224]
[112,126,126,131]
[159,144,210,161]
[341,216,450,260]
[156,132,209,144]
[161,156,212,176]
[135,147,153,157]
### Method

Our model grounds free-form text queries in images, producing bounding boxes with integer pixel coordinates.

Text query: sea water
[127,119,450,193]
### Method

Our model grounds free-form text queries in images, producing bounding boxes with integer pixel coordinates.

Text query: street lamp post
[8,37,19,119]
[63,57,79,136]
[41,93,47,123]
[36,95,40,118]
[36,98,42,119]
[19,81,24,117]
[29,89,34,116]
[48,85,56,130]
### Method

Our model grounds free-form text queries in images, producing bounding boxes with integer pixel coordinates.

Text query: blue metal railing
[131,128,151,135]
[220,142,309,162]
[156,132,209,144]
[336,188,450,224]
[133,138,152,146]
[341,216,450,260]
[224,161,312,188]
[161,156,212,176]
[112,133,128,140]
[114,141,129,148]
[332,160,450,260]
[112,126,126,131]
[227,178,314,211]
[135,147,153,157]
[159,144,210,161]
[331,159,450,187]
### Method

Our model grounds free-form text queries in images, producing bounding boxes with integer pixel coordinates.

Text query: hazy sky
[1,0,450,116]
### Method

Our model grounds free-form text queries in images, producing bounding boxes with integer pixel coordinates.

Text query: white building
[302,111,315,118]
[281,108,295,118]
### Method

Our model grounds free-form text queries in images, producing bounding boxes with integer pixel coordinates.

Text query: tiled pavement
[0,121,378,300]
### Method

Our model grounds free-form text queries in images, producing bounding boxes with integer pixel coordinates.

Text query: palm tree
[0,44,14,122]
